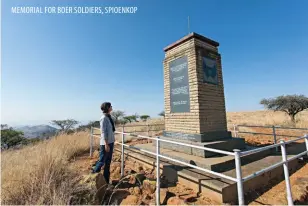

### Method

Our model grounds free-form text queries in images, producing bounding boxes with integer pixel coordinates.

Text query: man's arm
[102,117,109,142]
[102,117,110,151]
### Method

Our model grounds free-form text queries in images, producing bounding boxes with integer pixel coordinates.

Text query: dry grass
[1,131,91,205]
[226,110,308,129]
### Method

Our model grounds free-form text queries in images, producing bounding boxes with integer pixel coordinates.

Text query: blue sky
[2,0,308,126]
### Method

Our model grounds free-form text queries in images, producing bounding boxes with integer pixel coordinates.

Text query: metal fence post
[305,134,308,158]
[234,149,244,206]
[156,136,160,206]
[90,127,93,157]
[147,122,150,143]
[233,124,238,137]
[280,140,294,206]
[121,125,125,177]
[272,126,278,152]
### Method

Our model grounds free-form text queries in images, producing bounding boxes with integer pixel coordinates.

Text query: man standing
[92,102,115,184]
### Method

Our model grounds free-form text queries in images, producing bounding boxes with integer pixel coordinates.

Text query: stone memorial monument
[161,33,245,157]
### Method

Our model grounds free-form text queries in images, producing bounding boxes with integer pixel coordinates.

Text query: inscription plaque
[169,56,190,113]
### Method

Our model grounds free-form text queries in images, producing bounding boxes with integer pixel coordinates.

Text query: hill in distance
[15,125,58,139]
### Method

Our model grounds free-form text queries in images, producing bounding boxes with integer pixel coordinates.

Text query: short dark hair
[101,102,111,113]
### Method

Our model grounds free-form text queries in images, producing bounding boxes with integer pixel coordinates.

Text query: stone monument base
[155,135,245,158]
[163,130,232,142]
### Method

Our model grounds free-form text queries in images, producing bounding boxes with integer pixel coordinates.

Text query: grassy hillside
[1,132,90,205]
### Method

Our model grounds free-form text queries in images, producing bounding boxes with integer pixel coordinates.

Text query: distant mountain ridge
[15,125,58,139]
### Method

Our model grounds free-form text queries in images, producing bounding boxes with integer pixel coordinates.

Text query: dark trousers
[93,143,114,184]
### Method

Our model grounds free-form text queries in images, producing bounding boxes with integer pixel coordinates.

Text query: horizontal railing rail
[113,129,162,133]
[237,131,301,138]
[236,124,308,130]
[116,123,165,127]
[90,125,308,206]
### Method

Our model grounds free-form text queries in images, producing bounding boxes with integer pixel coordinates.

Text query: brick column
[163,33,230,142]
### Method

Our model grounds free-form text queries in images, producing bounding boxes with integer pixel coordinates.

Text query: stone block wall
[163,33,228,135]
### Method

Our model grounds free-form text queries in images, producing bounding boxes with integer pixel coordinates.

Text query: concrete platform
[178,156,302,204]
[115,142,306,204]
[156,136,246,157]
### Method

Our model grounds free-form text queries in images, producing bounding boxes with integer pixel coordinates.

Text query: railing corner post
[233,124,238,138]
[90,126,93,157]
[280,140,294,206]
[121,125,125,177]
[234,149,244,206]
[272,125,278,152]
[147,122,150,143]
[156,136,161,206]
[304,134,308,158]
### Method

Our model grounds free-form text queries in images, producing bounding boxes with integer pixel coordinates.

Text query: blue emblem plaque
[203,56,218,85]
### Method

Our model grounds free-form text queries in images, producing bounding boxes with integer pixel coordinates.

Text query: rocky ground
[71,149,220,205]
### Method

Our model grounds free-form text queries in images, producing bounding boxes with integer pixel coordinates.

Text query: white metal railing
[90,126,308,206]
[233,124,308,152]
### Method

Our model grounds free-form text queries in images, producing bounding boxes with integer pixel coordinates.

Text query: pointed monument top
[164,32,219,52]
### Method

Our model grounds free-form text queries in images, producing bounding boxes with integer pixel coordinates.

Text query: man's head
[101,102,113,114]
